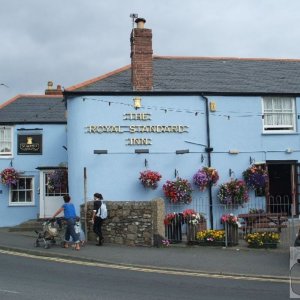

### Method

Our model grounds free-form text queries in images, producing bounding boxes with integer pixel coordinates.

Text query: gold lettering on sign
[123,113,151,121]
[86,125,188,134]
[126,138,152,145]
[85,126,123,133]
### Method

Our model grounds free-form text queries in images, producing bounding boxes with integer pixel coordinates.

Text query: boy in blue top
[52,194,80,251]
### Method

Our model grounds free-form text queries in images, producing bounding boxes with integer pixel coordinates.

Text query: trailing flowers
[163,177,193,204]
[0,168,19,186]
[139,170,162,189]
[217,179,249,206]
[193,167,219,191]
[243,164,268,191]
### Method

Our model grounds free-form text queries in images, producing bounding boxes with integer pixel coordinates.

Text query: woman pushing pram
[52,194,81,251]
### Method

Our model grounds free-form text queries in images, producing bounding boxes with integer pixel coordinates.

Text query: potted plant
[245,232,280,248]
[220,213,240,246]
[164,212,184,243]
[139,170,162,189]
[217,179,249,207]
[193,167,219,191]
[163,177,193,204]
[196,229,225,246]
[243,164,268,194]
[183,209,207,242]
[0,168,19,186]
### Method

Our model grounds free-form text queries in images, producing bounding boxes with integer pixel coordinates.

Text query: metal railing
[164,195,296,248]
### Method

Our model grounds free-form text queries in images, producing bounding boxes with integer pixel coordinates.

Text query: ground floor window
[9,177,34,205]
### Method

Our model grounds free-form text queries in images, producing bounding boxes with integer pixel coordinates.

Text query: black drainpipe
[201,94,214,229]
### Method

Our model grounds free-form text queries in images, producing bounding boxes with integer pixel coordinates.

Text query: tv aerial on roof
[130,13,138,29]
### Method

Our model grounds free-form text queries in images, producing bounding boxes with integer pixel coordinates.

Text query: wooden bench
[238,213,288,234]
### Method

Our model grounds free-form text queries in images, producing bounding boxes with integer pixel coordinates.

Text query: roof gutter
[63,90,300,97]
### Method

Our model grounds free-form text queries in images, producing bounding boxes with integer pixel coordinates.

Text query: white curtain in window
[263,97,294,128]
[0,127,12,153]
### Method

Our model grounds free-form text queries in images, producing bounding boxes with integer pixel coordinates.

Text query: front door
[267,162,295,215]
[39,170,68,218]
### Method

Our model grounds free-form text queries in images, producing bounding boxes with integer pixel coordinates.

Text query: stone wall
[80,198,165,247]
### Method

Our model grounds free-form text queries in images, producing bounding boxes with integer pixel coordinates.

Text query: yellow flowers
[245,232,280,248]
[196,230,225,243]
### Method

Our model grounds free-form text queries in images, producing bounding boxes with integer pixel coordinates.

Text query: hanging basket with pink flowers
[217,179,249,207]
[0,168,19,186]
[163,177,193,204]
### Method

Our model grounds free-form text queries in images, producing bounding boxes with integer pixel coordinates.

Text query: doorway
[39,170,68,218]
[267,163,294,215]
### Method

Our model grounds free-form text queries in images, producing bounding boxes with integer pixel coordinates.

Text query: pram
[34,218,65,249]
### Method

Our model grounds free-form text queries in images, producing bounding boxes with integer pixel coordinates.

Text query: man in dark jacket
[91,193,104,246]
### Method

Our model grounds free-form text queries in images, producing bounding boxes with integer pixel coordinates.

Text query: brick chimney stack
[45,81,63,95]
[130,18,153,91]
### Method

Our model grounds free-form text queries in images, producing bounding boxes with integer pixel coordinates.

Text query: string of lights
[81,97,265,119]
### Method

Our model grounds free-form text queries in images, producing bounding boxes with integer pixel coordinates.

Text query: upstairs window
[0,126,13,156]
[263,97,296,133]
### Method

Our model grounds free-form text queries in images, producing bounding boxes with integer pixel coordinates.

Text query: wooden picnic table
[238,212,288,234]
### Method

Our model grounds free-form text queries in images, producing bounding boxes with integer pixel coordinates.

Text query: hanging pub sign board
[17,134,43,155]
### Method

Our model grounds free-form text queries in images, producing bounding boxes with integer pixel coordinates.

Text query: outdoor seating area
[238,212,288,234]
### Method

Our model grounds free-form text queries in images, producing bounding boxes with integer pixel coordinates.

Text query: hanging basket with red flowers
[163,177,193,204]
[139,170,162,189]
[0,168,19,186]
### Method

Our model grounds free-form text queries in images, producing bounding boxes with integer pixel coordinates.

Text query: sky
[1,0,300,104]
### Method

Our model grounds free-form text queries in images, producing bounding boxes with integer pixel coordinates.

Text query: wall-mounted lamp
[144,159,148,167]
[201,154,204,163]
[94,150,108,154]
[133,97,142,109]
[286,148,293,153]
[229,168,235,177]
[209,101,216,112]
[228,150,239,154]
[175,149,189,155]
[135,149,149,154]
[249,156,255,164]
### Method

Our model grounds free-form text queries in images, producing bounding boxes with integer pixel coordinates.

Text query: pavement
[0,227,292,280]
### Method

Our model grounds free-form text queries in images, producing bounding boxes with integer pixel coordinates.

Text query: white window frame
[0,126,13,157]
[262,97,296,133]
[9,176,35,206]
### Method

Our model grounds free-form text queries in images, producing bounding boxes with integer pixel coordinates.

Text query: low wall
[80,198,165,247]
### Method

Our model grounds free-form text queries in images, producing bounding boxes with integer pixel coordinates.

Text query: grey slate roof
[0,95,66,124]
[68,56,300,94]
